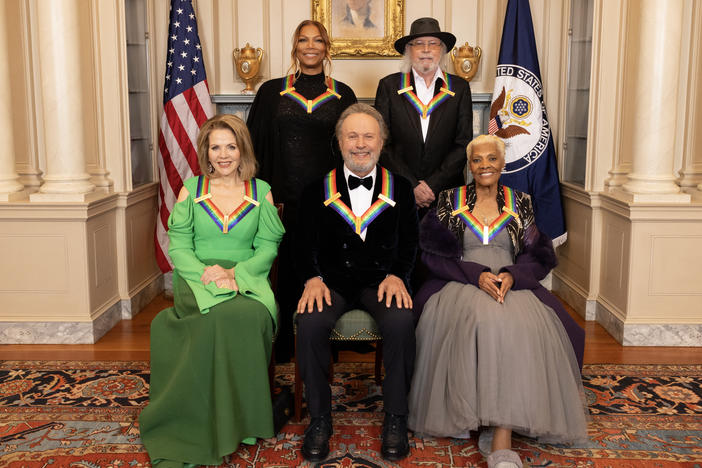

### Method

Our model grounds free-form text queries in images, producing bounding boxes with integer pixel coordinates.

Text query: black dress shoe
[381,413,410,461]
[301,413,333,462]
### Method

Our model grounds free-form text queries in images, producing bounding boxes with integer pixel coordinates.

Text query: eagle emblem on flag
[490,64,551,174]
[488,86,532,139]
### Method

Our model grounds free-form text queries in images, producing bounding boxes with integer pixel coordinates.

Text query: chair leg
[294,334,303,422]
[374,340,383,385]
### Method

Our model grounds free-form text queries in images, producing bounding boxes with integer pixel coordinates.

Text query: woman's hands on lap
[214,277,239,291]
[479,271,513,304]
[201,264,239,291]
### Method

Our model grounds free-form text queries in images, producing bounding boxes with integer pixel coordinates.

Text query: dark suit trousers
[296,287,416,417]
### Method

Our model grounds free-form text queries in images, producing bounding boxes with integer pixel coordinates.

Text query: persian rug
[0,360,700,467]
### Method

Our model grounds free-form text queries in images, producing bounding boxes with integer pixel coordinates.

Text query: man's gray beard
[399,45,448,74]
[414,61,438,75]
[344,157,378,176]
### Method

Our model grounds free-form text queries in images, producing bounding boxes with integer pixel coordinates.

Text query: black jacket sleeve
[389,176,419,285]
[375,78,419,186]
[424,80,473,193]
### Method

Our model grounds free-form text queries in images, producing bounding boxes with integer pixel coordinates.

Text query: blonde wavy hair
[196,114,258,181]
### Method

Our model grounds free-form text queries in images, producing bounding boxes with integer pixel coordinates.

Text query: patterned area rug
[0,361,700,467]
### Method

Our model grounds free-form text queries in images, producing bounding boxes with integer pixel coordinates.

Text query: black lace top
[247,72,357,224]
[436,182,536,258]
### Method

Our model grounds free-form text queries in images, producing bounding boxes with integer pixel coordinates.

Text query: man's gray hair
[335,103,389,143]
[399,43,449,74]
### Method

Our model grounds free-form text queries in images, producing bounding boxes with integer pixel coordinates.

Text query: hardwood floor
[2,293,702,364]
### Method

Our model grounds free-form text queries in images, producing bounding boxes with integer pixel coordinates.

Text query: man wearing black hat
[375,17,473,214]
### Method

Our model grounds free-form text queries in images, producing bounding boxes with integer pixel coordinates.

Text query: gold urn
[450,42,482,82]
[233,43,264,94]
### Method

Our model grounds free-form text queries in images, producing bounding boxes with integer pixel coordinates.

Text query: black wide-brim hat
[394,17,456,54]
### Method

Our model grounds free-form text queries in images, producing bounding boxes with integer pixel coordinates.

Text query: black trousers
[272,233,301,362]
[296,287,416,418]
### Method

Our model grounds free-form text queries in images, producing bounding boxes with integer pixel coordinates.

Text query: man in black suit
[295,103,418,462]
[375,17,473,214]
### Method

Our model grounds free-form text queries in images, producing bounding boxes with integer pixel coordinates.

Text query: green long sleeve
[167,177,285,319]
[234,198,284,302]
[168,195,236,314]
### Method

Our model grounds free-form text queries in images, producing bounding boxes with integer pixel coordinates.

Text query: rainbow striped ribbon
[451,185,518,245]
[323,168,396,236]
[397,72,455,119]
[279,74,341,113]
[194,176,259,234]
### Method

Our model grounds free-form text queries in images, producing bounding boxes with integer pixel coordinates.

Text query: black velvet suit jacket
[295,165,419,301]
[374,71,473,195]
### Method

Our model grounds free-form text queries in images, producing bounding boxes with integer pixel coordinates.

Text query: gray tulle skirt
[408,279,588,444]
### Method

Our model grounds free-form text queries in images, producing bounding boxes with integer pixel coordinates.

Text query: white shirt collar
[342,164,376,241]
[412,66,444,90]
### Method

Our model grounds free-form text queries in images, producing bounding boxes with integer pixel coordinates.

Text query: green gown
[139,176,285,467]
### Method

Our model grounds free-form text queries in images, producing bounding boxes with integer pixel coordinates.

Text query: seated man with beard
[294,103,419,462]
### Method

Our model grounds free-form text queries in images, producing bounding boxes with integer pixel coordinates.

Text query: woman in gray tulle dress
[408,135,588,468]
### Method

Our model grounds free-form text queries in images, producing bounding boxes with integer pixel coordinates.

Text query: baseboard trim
[595,298,702,346]
[552,273,594,320]
[0,301,122,344]
[120,274,164,319]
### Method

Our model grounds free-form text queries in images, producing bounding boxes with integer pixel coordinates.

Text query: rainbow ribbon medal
[194,176,259,234]
[451,185,518,245]
[323,168,395,237]
[397,72,455,119]
[280,74,341,113]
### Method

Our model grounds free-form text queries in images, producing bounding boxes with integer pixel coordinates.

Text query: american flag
[155,0,214,272]
[487,114,502,135]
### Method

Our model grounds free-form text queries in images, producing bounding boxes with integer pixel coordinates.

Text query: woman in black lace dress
[247,20,357,361]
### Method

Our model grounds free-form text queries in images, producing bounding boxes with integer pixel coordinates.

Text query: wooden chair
[293,309,383,421]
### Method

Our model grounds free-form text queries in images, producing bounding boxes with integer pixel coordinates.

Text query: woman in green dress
[139,114,285,467]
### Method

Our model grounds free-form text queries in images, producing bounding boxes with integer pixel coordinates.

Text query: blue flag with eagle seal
[488,0,566,245]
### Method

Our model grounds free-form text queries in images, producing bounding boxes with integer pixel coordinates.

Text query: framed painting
[312,0,404,58]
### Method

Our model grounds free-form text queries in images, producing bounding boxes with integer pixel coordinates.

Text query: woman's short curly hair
[466,134,506,161]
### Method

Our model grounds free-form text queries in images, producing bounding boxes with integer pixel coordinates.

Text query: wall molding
[0,300,122,344]
[121,273,163,320]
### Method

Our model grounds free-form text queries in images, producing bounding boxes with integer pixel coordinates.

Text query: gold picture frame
[312,0,404,58]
